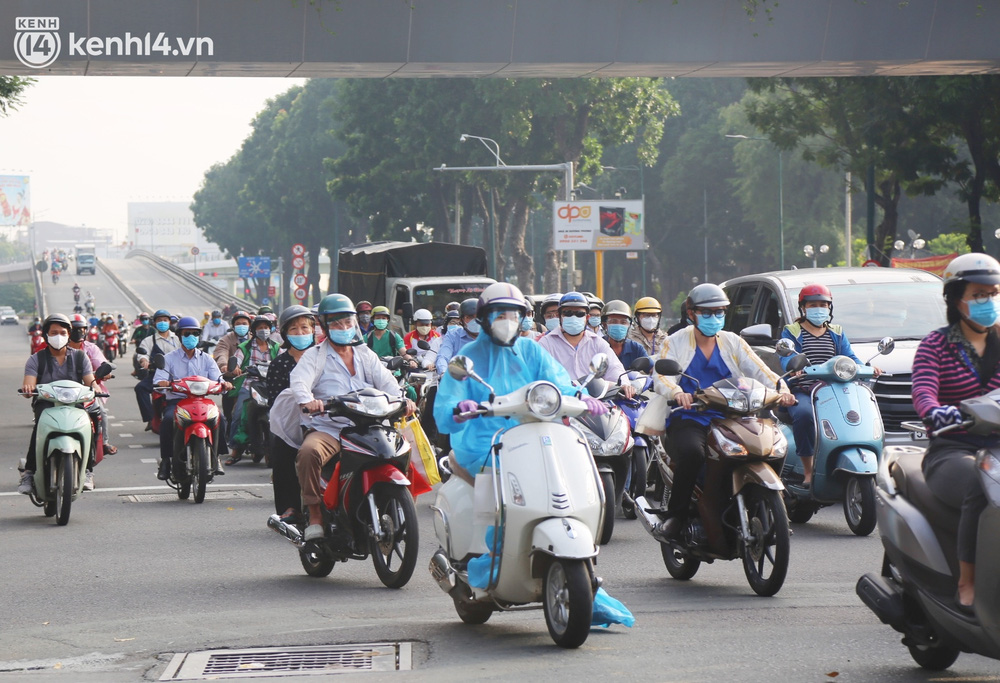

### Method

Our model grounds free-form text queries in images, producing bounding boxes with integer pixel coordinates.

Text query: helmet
[355,300,373,313]
[42,313,71,336]
[540,292,563,317]
[583,291,604,310]
[250,315,272,333]
[445,301,461,313]
[459,298,478,318]
[231,310,252,325]
[445,310,460,321]
[558,291,589,311]
[317,293,356,317]
[152,309,170,320]
[633,296,662,315]
[211,309,222,318]
[203,311,210,317]
[476,282,529,347]
[69,313,89,328]
[524,297,535,315]
[371,305,390,317]
[602,299,632,321]
[798,283,833,305]
[278,305,313,334]
[686,284,730,309]
[176,316,201,332]
[413,308,433,323]
[943,253,1000,286]
[169,315,179,323]
[257,305,273,315]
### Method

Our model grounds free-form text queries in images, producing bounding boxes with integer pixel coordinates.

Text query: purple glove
[927,405,962,432]
[453,399,480,423]
[582,396,608,416]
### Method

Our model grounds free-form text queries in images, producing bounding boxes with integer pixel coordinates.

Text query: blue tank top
[670,344,732,427]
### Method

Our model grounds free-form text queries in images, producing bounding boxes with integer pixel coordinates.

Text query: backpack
[35,347,87,388]
[365,329,403,354]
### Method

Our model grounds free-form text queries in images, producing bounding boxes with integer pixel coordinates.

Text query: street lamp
[459,133,502,277]
[726,134,785,270]
[803,243,829,269]
[459,133,505,167]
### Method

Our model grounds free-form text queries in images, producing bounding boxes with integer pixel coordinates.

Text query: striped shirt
[911,326,1000,423]
[793,329,837,393]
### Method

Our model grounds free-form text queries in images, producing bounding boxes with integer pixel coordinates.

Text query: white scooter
[429,354,606,648]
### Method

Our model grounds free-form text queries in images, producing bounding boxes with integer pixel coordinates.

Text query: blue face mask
[805,308,830,326]
[696,313,725,337]
[968,299,999,328]
[607,323,629,341]
[562,316,586,336]
[212,317,221,325]
[181,334,199,350]
[544,317,560,332]
[521,318,535,331]
[155,321,170,333]
[287,333,313,350]
[233,324,249,337]
[466,319,481,335]
[328,325,357,345]
[588,315,602,328]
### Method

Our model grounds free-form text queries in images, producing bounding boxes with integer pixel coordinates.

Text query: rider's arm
[778,326,802,372]
[435,330,457,376]
[911,332,945,418]
[288,346,321,406]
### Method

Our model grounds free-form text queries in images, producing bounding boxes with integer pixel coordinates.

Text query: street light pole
[459,134,504,279]
[726,134,785,270]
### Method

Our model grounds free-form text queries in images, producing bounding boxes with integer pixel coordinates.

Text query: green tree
[0,76,31,116]
[926,232,970,256]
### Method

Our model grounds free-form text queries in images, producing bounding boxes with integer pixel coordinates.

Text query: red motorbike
[87,326,100,344]
[29,330,46,354]
[151,356,224,504]
[103,331,119,359]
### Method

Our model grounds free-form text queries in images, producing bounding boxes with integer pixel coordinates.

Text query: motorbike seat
[889,450,961,534]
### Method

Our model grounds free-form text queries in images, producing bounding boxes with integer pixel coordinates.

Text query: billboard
[0,175,30,227]
[552,200,644,251]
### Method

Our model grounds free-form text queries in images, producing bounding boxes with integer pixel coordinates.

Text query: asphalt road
[0,316,997,680]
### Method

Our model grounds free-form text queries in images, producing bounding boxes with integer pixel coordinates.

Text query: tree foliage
[0,76,31,116]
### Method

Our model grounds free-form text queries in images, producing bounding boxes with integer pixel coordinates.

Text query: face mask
[140,319,149,325]
[234,324,249,337]
[544,317,560,332]
[328,325,357,345]
[490,318,519,345]
[358,314,371,326]
[562,316,586,336]
[48,333,68,350]
[255,328,271,341]
[521,318,535,332]
[155,321,170,333]
[288,333,313,350]
[639,316,659,332]
[373,318,388,331]
[696,314,725,337]
[181,334,199,350]
[70,328,87,343]
[466,319,481,335]
[607,324,629,341]
[588,315,602,328]
[416,325,431,336]
[967,299,999,328]
[805,308,830,326]
[212,317,221,325]
[447,323,460,331]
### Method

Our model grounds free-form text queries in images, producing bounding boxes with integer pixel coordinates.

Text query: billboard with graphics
[552,200,644,251]
[0,175,30,227]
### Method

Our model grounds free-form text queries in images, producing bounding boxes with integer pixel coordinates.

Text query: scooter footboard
[833,447,879,476]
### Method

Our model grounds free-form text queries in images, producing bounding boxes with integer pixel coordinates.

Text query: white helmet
[413,308,433,323]
[476,282,529,347]
[943,253,1000,286]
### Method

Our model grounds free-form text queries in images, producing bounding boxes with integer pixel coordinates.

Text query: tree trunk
[873,176,901,267]
[503,197,535,292]
[543,249,561,293]
[961,116,988,253]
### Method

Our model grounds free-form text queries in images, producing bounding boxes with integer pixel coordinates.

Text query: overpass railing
[125,250,249,312]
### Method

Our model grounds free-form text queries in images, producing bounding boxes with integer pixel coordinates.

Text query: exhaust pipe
[856,573,906,630]
[633,496,660,535]
[267,513,304,547]
[429,548,457,593]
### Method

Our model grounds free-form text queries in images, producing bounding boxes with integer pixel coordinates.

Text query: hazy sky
[0,76,305,240]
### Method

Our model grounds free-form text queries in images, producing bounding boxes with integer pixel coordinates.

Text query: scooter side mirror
[877,337,895,355]
[152,355,166,371]
[227,356,238,372]
[629,356,652,374]
[447,355,472,381]
[417,339,431,351]
[784,353,810,374]
[774,338,797,357]
[94,361,115,379]
[654,359,682,376]
[740,323,774,346]
[386,356,406,372]
[589,353,610,379]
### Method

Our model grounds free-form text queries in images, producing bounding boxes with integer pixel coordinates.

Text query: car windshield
[789,281,946,342]
[413,283,490,322]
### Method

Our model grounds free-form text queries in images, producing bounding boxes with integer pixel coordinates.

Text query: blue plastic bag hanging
[591,587,636,628]
[467,526,501,589]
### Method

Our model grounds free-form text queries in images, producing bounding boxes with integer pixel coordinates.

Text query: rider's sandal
[103,444,117,455]
[225,455,242,466]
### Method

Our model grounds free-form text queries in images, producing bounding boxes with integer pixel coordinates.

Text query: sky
[0,76,306,241]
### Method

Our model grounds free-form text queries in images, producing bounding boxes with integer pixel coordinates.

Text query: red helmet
[69,313,89,328]
[798,284,833,305]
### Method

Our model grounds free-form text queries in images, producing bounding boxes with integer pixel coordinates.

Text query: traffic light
[198,272,205,277]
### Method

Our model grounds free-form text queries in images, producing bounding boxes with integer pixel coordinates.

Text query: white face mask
[639,316,659,332]
[490,318,519,345]
[416,325,431,336]
[48,334,69,350]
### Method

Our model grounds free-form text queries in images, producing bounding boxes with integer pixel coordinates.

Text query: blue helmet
[558,291,589,311]
[152,309,170,320]
[176,316,201,332]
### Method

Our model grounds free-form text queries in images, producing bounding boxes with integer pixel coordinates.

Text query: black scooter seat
[889,451,961,533]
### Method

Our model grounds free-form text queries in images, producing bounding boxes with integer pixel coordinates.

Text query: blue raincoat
[434,333,579,472]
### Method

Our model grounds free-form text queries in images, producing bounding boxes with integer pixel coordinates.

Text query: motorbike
[87,326,99,344]
[117,328,128,356]
[73,291,80,304]
[151,355,225,504]
[51,269,59,284]
[429,354,605,648]
[242,361,272,465]
[778,337,895,536]
[856,397,1000,671]
[615,356,661,520]
[29,330,46,354]
[635,354,807,597]
[267,382,421,589]
[85,301,95,316]
[18,362,113,525]
[103,331,120,360]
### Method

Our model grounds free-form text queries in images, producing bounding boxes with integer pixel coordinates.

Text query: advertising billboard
[552,200,644,251]
[0,175,30,227]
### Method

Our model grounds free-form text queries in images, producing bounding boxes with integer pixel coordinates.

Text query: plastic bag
[636,394,670,436]
[591,587,636,628]
[467,526,501,588]
[398,416,441,486]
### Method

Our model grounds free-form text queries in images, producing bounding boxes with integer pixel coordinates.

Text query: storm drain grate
[160,643,411,680]
[123,490,260,503]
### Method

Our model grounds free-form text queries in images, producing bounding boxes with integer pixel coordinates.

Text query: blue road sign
[238,256,271,278]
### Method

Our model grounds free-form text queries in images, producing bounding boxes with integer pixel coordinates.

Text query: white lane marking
[0,483,274,497]
[139,458,158,463]
[118,433,134,437]
[111,422,124,427]
[128,444,144,449]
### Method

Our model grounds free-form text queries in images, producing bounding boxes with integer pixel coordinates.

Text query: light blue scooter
[777,337,894,536]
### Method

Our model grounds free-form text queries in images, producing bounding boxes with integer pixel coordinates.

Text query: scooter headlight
[604,417,630,455]
[187,380,210,396]
[527,382,561,417]
[833,356,858,381]
[710,426,748,457]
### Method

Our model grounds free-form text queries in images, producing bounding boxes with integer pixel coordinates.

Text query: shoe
[17,471,34,495]
[214,463,225,476]
[955,591,975,616]
[304,524,325,541]
[156,460,170,481]
[144,422,153,432]
[653,516,683,542]
[103,444,117,455]
[83,470,95,491]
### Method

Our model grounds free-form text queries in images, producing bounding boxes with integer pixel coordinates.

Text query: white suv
[0,306,18,325]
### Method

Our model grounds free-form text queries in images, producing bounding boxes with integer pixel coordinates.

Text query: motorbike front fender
[732,461,784,493]
[832,446,879,476]
[361,463,410,494]
[45,435,86,462]
[530,517,598,562]
[184,423,211,442]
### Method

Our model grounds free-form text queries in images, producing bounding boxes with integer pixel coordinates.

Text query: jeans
[786,391,815,460]
[665,419,709,519]
[159,401,179,464]
[134,374,154,423]
[270,433,301,516]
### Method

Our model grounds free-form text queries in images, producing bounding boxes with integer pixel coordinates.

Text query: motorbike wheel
[621,446,647,520]
[54,452,75,526]
[542,559,593,649]
[740,488,790,597]
[598,472,616,545]
[368,485,419,589]
[453,596,493,625]
[43,499,56,517]
[300,544,335,578]
[908,643,960,670]
[661,541,701,580]
[785,494,815,524]
[844,476,877,536]
[192,438,210,504]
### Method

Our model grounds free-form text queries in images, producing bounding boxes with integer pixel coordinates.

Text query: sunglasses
[180,330,201,338]
[561,310,587,318]
[695,309,726,319]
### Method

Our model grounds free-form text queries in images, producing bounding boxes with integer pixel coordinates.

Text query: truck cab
[389,276,496,334]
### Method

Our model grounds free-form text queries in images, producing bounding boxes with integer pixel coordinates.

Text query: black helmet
[42,313,71,336]
[250,316,273,334]
[459,298,478,318]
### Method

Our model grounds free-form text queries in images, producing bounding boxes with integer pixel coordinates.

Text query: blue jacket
[434,334,578,472]
[435,326,478,375]
[779,322,862,373]
[614,338,649,372]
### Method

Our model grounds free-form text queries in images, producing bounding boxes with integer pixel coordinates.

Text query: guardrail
[96,257,152,315]
[125,249,249,311]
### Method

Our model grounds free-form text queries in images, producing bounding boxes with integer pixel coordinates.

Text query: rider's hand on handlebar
[453,399,479,423]
[777,392,797,407]
[872,365,884,377]
[302,399,324,414]
[675,392,694,410]
[927,405,962,431]
[221,381,233,392]
[20,382,35,398]
[582,396,608,416]
[620,383,636,400]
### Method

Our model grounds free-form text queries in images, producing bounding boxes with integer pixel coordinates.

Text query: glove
[927,405,962,431]
[453,399,480,423]
[582,396,609,416]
